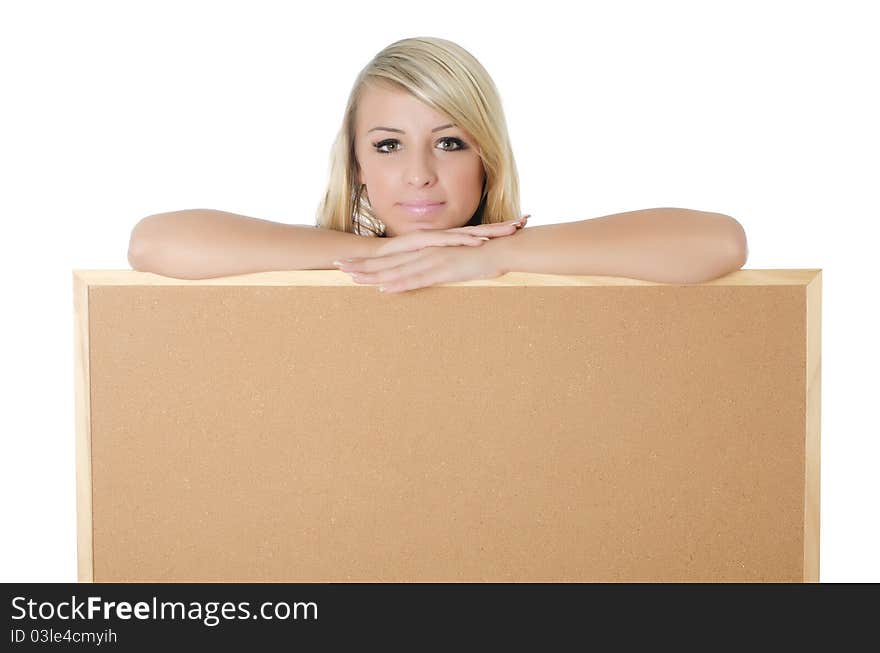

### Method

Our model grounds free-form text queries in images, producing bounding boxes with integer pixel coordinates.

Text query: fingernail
[477,236,490,241]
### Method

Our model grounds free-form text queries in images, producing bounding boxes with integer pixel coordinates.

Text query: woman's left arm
[481,207,748,284]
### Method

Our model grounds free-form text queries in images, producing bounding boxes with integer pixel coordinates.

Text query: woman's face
[354,83,486,237]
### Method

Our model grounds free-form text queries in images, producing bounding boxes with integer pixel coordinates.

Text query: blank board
[73,268,821,582]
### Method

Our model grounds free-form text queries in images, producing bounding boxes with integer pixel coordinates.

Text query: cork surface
[73,269,821,582]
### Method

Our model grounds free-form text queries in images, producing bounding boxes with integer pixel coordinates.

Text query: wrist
[481,232,517,276]
[360,235,386,258]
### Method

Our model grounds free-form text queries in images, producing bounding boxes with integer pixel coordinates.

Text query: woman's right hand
[374,214,529,258]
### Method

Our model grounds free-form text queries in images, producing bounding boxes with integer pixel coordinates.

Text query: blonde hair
[314,36,522,237]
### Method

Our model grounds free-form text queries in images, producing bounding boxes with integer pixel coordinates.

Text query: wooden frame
[73,269,821,582]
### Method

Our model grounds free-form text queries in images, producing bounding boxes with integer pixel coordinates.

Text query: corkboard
[72,269,821,582]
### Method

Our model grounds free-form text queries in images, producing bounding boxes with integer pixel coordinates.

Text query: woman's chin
[386,218,457,236]
[393,223,431,235]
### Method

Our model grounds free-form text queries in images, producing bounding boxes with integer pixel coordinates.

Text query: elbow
[700,214,748,282]
[128,214,184,276]
[681,213,749,283]
[658,208,749,272]
[126,213,217,280]
[723,215,749,271]
[127,240,150,272]
[127,215,160,272]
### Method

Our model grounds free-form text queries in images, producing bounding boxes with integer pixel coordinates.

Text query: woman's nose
[406,166,437,187]
[405,152,438,186]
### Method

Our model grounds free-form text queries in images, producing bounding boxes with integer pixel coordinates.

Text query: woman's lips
[398,202,446,216]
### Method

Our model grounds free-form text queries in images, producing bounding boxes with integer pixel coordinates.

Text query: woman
[128,37,747,293]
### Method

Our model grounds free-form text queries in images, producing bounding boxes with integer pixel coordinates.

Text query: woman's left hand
[334,241,506,294]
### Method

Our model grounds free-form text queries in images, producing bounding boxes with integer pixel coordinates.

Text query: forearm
[483,207,748,284]
[128,209,378,279]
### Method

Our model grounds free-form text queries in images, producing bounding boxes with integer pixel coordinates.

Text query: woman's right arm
[127,208,380,279]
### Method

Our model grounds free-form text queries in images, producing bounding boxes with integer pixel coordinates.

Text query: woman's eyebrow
[367,124,456,134]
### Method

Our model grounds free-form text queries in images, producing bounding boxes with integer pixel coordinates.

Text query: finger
[342,236,484,272]
[342,248,425,273]
[397,232,488,254]
[450,217,522,233]
[433,233,491,247]
[379,269,430,294]
[372,260,438,292]
[467,223,520,238]
[353,251,438,286]
[448,215,529,237]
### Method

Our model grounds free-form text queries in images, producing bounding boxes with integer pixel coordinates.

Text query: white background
[1,0,876,582]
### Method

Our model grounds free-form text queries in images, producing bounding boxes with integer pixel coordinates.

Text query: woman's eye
[439,137,465,151]
[373,140,400,154]
[372,137,466,154]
